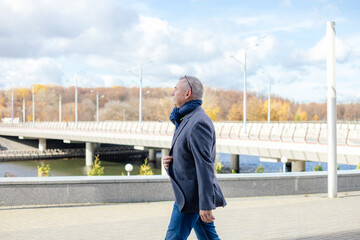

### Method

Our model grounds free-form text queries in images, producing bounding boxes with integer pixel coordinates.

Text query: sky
[0,0,359,103]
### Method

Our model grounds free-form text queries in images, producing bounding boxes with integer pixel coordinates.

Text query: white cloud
[0,58,63,88]
[0,0,358,103]
[293,36,351,64]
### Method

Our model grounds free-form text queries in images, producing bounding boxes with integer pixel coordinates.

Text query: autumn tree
[247,96,263,121]
[1,84,359,122]
[227,103,243,121]
[295,107,308,121]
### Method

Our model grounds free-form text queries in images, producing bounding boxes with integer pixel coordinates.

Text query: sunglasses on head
[184,75,192,92]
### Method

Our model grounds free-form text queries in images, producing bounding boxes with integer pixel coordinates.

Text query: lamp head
[125,163,133,172]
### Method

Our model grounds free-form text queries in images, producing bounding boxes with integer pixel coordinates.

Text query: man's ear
[185,90,192,99]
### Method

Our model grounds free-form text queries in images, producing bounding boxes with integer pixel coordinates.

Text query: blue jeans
[165,202,220,240]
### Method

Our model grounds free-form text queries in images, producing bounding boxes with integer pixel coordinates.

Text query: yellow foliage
[205,106,221,121]
[16,88,30,98]
[27,114,34,122]
[300,111,308,121]
[247,96,263,121]
[0,96,5,107]
[140,159,154,175]
[260,99,292,121]
[312,114,319,121]
[277,100,292,121]
[227,103,242,121]
[214,159,223,174]
[30,84,47,94]
[38,163,50,177]
[87,155,104,176]
[295,107,308,121]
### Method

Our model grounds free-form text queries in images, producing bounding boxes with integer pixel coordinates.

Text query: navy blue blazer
[167,106,226,213]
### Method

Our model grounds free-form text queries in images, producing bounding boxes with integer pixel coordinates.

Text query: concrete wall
[1,170,360,207]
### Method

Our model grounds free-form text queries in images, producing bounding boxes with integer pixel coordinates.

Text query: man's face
[172,79,189,108]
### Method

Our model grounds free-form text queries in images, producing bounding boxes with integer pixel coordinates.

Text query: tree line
[0,84,359,122]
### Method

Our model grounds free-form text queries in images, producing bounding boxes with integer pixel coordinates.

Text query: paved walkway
[1,192,360,240]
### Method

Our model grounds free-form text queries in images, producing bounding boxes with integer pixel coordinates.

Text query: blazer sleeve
[190,120,216,211]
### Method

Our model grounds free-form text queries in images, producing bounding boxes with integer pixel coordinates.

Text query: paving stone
[0,192,359,239]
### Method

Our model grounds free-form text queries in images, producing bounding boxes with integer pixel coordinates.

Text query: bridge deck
[0,121,359,164]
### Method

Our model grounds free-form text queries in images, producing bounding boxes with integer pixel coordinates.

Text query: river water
[0,158,162,177]
[0,153,357,177]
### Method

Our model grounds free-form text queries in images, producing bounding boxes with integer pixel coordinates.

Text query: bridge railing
[0,121,359,146]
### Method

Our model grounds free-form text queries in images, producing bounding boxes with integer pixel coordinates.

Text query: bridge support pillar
[86,142,95,167]
[161,149,170,176]
[291,160,305,172]
[231,154,240,173]
[39,139,47,153]
[148,149,156,162]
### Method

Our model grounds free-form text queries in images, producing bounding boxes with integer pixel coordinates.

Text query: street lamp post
[23,98,25,123]
[231,35,265,133]
[11,89,14,123]
[139,65,143,124]
[96,93,104,122]
[59,95,62,122]
[90,90,104,122]
[23,98,26,122]
[127,59,154,124]
[32,86,35,123]
[258,65,272,123]
[230,55,247,131]
[75,75,79,127]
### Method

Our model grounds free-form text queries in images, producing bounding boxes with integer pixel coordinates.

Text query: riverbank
[0,146,147,161]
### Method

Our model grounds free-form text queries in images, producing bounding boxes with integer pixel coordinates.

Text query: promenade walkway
[0,192,360,240]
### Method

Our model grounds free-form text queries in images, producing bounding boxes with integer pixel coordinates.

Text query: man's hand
[200,210,215,223]
[162,156,173,170]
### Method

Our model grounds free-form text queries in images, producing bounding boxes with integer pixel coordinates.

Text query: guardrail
[0,121,359,146]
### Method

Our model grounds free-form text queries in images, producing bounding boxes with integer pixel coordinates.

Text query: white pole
[23,98,25,122]
[268,75,271,123]
[11,89,14,123]
[243,50,247,133]
[75,75,78,126]
[96,93,99,122]
[139,65,143,124]
[59,95,62,122]
[32,86,35,123]
[327,21,337,198]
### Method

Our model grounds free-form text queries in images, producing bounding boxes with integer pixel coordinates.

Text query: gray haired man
[164,76,226,239]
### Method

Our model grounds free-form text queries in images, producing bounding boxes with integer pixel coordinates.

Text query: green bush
[214,159,223,174]
[314,164,323,171]
[140,159,154,175]
[255,165,264,173]
[38,163,50,177]
[87,155,104,176]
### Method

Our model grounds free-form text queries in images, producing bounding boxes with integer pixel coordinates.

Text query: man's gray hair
[180,75,203,100]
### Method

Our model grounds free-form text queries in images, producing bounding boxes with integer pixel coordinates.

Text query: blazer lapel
[170,106,201,150]
[171,117,189,147]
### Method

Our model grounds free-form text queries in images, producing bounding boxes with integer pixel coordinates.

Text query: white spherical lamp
[125,163,133,176]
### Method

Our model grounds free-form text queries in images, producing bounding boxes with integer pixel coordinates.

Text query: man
[163,76,226,240]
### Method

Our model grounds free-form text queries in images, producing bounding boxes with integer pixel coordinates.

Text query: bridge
[0,121,359,172]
